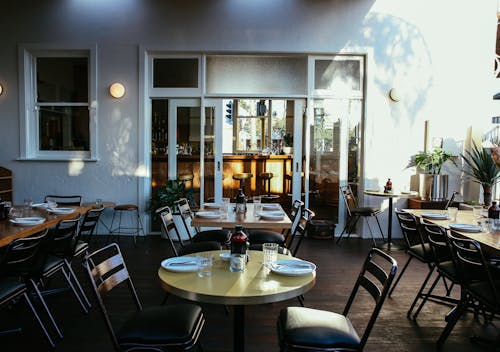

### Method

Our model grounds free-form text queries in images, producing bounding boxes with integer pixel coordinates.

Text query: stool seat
[178,174,194,182]
[233,173,253,181]
[260,172,273,180]
[114,204,138,211]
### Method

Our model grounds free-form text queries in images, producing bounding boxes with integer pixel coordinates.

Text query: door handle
[217,161,221,172]
[296,162,299,172]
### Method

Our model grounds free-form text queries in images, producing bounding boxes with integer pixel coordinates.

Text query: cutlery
[168,261,198,266]
[273,263,311,269]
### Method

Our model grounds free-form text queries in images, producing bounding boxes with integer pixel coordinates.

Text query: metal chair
[156,205,221,257]
[44,195,82,206]
[337,184,385,246]
[84,243,205,351]
[277,248,398,351]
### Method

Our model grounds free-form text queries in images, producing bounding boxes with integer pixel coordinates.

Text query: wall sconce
[109,82,125,99]
[0,83,3,96]
[388,88,400,102]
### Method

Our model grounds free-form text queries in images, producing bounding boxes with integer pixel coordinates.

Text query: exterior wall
[0,0,496,237]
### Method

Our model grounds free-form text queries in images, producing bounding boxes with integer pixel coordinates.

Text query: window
[148,55,201,97]
[19,45,97,160]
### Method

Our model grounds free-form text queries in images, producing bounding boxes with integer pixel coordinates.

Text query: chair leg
[336,216,359,245]
[374,215,385,241]
[389,255,413,297]
[64,259,92,309]
[413,272,442,320]
[29,278,63,340]
[60,267,88,314]
[364,217,377,247]
[407,265,436,319]
[437,299,468,347]
[23,292,56,348]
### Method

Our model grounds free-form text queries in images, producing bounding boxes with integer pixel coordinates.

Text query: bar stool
[259,172,279,201]
[108,204,146,246]
[232,173,253,194]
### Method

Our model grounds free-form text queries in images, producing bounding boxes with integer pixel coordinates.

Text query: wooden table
[364,190,418,251]
[158,250,316,352]
[191,203,292,230]
[0,202,115,247]
[404,208,500,253]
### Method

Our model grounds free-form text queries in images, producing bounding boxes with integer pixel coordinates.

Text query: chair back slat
[395,209,427,251]
[0,229,49,275]
[44,195,82,206]
[358,275,382,301]
[157,205,183,256]
[175,198,197,238]
[79,208,104,237]
[288,208,315,257]
[365,260,389,287]
[340,185,357,216]
[97,267,130,293]
[47,217,81,258]
[420,222,451,263]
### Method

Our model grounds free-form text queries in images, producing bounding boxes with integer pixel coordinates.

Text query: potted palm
[411,147,455,201]
[461,141,500,207]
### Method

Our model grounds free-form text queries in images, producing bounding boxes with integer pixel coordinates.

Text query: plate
[270,259,316,276]
[261,204,280,210]
[203,203,221,209]
[9,217,46,226]
[449,224,482,233]
[260,211,284,220]
[47,207,75,214]
[421,212,448,220]
[161,257,201,272]
[196,211,220,219]
[401,191,416,195]
[219,252,231,261]
[32,202,57,209]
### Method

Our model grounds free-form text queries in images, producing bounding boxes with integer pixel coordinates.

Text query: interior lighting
[109,82,125,98]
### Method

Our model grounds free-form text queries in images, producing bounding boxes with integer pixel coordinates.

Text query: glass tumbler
[263,243,279,267]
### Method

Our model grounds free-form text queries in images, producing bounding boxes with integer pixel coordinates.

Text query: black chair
[408,221,460,320]
[175,198,230,246]
[337,184,385,246]
[84,242,205,351]
[74,207,105,257]
[44,195,82,206]
[277,248,397,351]
[156,205,221,256]
[388,209,433,299]
[0,230,61,348]
[438,232,500,347]
[40,217,91,312]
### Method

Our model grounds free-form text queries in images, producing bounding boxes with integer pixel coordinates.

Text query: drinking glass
[253,196,261,217]
[263,243,278,267]
[447,207,458,222]
[478,218,492,233]
[197,254,213,278]
[220,197,230,219]
[472,205,483,220]
[24,198,33,209]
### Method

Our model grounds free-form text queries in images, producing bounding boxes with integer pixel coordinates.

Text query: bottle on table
[235,188,247,213]
[384,178,392,193]
[488,201,500,219]
[230,225,249,272]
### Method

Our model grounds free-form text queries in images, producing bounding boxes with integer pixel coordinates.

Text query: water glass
[478,218,492,233]
[24,198,33,209]
[197,254,213,278]
[220,197,230,218]
[253,196,261,217]
[447,207,458,222]
[230,253,246,272]
[263,243,279,267]
[472,205,483,220]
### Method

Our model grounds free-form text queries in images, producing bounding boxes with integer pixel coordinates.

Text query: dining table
[158,249,316,352]
[0,202,115,247]
[364,189,418,251]
[191,202,293,230]
[403,208,500,253]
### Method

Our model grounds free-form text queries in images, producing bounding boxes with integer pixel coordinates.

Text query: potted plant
[461,141,500,207]
[410,147,456,201]
[282,133,293,154]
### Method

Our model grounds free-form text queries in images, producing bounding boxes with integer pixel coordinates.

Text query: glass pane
[37,57,88,103]
[204,107,216,202]
[153,58,198,88]
[39,106,89,150]
[206,55,307,95]
[314,59,361,92]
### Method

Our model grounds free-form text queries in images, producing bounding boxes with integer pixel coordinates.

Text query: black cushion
[437,260,458,282]
[42,255,65,276]
[117,304,203,347]
[248,230,285,246]
[192,230,230,245]
[278,307,360,350]
[352,207,380,216]
[73,240,89,257]
[0,277,26,302]
[408,243,433,262]
[179,241,221,256]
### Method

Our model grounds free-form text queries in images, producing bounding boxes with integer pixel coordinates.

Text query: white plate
[219,252,231,261]
[261,204,280,210]
[196,211,220,219]
[421,212,448,220]
[260,211,284,220]
[161,257,201,272]
[32,202,56,209]
[203,203,221,209]
[270,259,316,276]
[401,191,416,195]
[9,217,46,226]
[47,207,75,214]
[449,224,482,233]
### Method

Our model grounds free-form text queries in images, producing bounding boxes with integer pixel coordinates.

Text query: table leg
[377,197,404,251]
[234,305,245,352]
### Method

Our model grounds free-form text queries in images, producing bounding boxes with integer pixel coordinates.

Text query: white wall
[0,0,496,237]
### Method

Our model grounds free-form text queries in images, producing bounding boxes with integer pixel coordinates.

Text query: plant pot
[419,174,448,201]
[283,147,293,154]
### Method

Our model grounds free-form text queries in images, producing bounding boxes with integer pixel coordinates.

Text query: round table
[158,250,316,352]
[363,190,418,250]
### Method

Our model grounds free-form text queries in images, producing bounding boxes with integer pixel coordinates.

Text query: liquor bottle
[235,188,247,213]
[488,201,500,219]
[385,178,392,193]
[230,225,248,272]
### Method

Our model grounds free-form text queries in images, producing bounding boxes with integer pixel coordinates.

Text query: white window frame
[18,43,98,161]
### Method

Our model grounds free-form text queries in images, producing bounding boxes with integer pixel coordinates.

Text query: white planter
[419,174,449,201]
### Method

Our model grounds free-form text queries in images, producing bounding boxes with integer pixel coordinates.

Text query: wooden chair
[84,243,205,351]
[337,185,384,246]
[277,248,397,351]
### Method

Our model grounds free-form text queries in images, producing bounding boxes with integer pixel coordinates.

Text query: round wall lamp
[109,82,125,99]
[0,83,3,96]
[388,88,400,102]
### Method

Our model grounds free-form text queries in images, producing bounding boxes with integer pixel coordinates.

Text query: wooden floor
[1,235,498,351]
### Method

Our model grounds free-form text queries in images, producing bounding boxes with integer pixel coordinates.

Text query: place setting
[262,243,316,276]
[161,256,203,272]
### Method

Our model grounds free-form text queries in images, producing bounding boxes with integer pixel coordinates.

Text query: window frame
[18,43,98,161]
